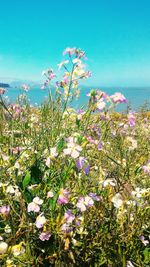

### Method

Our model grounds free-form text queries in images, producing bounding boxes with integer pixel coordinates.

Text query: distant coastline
[0,83,10,88]
[4,86,150,111]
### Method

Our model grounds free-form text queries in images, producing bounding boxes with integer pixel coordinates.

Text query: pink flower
[110,92,127,103]
[63,47,76,56]
[76,196,94,212]
[57,195,69,205]
[76,197,86,212]
[0,205,10,215]
[57,189,69,205]
[77,109,85,120]
[0,88,6,94]
[47,191,54,198]
[42,69,56,81]
[27,197,43,213]
[39,232,51,241]
[142,160,150,176]
[97,100,106,111]
[63,75,69,84]
[49,72,56,80]
[35,214,46,229]
[63,137,82,159]
[86,136,98,145]
[22,84,30,92]
[27,202,40,213]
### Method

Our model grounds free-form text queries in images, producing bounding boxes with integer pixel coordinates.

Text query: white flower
[131,187,150,198]
[14,162,20,169]
[35,214,46,229]
[112,193,123,208]
[6,185,15,194]
[72,58,82,64]
[5,225,12,234]
[126,137,137,151]
[63,137,82,159]
[0,241,8,254]
[58,60,69,69]
[50,147,58,158]
[11,243,25,256]
[103,179,116,187]
[46,157,51,167]
[33,197,43,205]
[6,259,17,266]
[126,261,135,267]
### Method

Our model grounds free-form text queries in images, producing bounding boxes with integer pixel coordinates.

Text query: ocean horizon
[4,86,150,111]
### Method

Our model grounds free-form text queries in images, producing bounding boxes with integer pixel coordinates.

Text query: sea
[4,86,150,112]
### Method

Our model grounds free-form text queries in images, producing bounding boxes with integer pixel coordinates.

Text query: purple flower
[84,196,94,207]
[64,210,75,223]
[92,125,101,138]
[39,232,51,241]
[89,193,101,201]
[76,157,85,170]
[57,195,69,205]
[84,165,90,175]
[61,223,73,233]
[76,157,90,174]
[128,112,136,127]
[98,142,103,151]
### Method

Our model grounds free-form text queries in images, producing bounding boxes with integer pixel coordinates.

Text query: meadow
[0,48,150,267]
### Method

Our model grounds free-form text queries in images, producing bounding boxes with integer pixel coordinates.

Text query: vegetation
[0,48,150,266]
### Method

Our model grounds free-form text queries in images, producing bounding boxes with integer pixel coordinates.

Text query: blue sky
[0,0,150,86]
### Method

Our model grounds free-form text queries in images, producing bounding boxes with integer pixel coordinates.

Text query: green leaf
[143,248,150,264]
[23,172,31,189]
[57,138,65,153]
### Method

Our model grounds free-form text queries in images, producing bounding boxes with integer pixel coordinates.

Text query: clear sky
[0,0,150,86]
